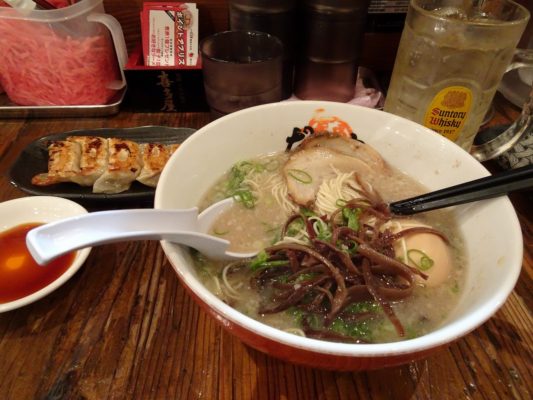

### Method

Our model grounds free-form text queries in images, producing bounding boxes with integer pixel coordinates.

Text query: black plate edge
[9,126,196,204]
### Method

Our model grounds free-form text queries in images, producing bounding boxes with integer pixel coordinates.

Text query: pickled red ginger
[0,17,121,106]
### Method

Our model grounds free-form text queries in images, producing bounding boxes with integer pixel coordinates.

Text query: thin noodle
[221,264,243,299]
[211,276,223,297]
[316,171,361,215]
[269,175,298,215]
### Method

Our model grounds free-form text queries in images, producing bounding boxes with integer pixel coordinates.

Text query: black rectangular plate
[9,126,196,203]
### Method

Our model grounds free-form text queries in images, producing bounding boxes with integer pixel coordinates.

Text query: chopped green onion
[335,199,348,207]
[249,250,289,271]
[261,261,290,268]
[236,160,263,174]
[405,326,419,339]
[407,249,434,270]
[299,207,316,218]
[287,169,312,184]
[295,273,318,283]
[339,240,358,255]
[263,158,280,172]
[311,217,331,241]
[224,160,265,208]
[233,190,255,208]
[289,310,321,330]
[330,315,372,340]
[343,301,380,314]
[249,250,268,270]
[213,228,229,235]
[286,217,305,237]
[342,207,361,231]
[226,164,247,192]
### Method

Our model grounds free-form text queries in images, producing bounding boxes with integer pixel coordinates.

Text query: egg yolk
[5,254,26,270]
[393,220,453,287]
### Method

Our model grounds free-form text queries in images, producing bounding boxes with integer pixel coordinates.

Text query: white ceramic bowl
[155,101,523,370]
[0,196,90,313]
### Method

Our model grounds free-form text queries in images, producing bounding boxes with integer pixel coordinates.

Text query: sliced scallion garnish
[336,199,348,207]
[249,250,288,271]
[311,217,331,241]
[407,249,434,270]
[263,158,280,172]
[233,190,255,208]
[300,207,316,218]
[287,169,312,184]
[339,239,358,255]
[224,160,265,209]
[342,207,361,231]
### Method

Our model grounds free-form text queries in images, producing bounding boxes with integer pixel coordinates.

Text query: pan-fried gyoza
[31,136,180,194]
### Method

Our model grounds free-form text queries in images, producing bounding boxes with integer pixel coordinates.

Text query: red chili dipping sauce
[0,223,76,304]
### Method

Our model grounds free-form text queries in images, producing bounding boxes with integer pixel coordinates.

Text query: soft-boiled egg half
[391,219,453,287]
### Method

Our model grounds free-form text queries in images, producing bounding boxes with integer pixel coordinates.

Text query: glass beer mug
[384,0,533,160]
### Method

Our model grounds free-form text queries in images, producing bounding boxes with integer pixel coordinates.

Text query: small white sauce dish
[0,196,90,313]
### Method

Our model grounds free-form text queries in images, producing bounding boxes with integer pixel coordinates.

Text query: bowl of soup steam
[155,101,523,370]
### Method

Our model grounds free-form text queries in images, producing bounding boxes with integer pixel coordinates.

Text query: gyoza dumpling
[31,140,81,186]
[93,138,142,194]
[67,136,108,186]
[137,143,171,188]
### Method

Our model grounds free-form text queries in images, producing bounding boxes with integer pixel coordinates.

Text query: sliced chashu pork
[299,136,388,173]
[283,146,375,206]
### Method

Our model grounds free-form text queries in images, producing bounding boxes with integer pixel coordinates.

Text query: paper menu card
[141,2,199,67]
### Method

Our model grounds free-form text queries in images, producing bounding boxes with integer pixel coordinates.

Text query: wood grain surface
[0,101,531,399]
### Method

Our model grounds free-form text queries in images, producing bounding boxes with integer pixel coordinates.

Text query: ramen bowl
[155,101,523,370]
[0,196,90,313]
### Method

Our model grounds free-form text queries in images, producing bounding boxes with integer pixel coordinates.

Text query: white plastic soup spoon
[26,198,258,265]
[30,164,533,266]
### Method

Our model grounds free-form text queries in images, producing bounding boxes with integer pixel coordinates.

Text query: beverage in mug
[384,0,531,151]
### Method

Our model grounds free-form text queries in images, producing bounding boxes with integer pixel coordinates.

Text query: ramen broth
[195,151,466,343]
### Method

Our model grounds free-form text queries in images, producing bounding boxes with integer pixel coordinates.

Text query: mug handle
[470,49,533,162]
[87,12,128,91]
[506,48,533,73]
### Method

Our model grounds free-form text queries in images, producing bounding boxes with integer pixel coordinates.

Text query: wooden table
[0,100,531,400]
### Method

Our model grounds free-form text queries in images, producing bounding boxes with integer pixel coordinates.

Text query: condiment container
[0,0,127,106]
[228,0,297,99]
[293,0,371,102]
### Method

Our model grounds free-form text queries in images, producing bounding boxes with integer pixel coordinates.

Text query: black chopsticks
[389,164,533,215]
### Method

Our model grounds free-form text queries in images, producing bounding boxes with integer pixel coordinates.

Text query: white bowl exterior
[0,196,90,313]
[156,101,523,357]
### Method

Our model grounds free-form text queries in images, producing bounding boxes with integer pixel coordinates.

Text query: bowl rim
[156,101,524,357]
[0,196,91,313]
